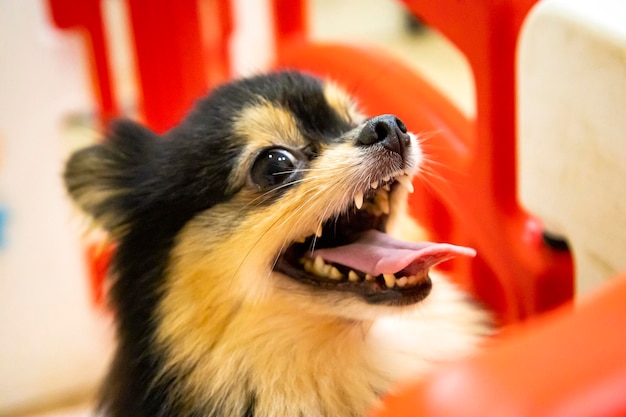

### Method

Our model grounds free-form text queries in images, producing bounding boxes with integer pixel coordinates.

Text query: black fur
[64,71,340,417]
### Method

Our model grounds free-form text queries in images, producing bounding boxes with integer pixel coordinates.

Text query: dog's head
[65,71,473,321]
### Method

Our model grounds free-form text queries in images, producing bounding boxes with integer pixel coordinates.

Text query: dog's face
[65,71,471,324]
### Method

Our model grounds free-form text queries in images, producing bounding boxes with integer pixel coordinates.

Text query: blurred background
[2,0,625,416]
[0,1,471,415]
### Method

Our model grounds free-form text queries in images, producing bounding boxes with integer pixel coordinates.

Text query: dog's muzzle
[273,113,476,306]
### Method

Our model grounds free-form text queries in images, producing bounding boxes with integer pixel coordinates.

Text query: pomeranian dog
[65,71,490,417]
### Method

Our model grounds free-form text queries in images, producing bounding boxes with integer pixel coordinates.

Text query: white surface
[518,0,626,294]
[0,1,113,413]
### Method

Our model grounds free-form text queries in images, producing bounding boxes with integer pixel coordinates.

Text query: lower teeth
[299,256,424,289]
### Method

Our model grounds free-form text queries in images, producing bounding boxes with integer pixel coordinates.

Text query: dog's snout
[357,114,410,155]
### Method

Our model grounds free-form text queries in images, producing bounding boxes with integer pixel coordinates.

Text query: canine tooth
[328,266,343,280]
[354,191,364,209]
[365,273,375,281]
[322,264,334,278]
[383,184,391,191]
[315,224,323,238]
[348,270,359,282]
[370,181,379,189]
[396,174,414,193]
[396,277,408,288]
[383,274,396,288]
[383,174,391,183]
[303,259,314,273]
[313,256,326,276]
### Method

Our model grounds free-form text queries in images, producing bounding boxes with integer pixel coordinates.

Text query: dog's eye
[250,148,300,189]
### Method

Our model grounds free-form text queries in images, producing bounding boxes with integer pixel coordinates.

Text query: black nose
[357,114,410,156]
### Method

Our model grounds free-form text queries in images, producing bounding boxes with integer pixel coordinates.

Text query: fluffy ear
[64,119,156,237]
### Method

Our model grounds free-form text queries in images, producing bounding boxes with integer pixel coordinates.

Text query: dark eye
[250,148,300,190]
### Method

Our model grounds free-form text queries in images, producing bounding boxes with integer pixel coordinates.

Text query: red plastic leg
[126,0,208,132]
[46,0,118,123]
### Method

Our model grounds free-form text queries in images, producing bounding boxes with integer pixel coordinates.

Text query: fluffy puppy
[64,71,490,417]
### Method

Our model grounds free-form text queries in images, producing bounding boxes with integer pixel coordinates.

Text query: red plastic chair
[270,0,573,324]
[47,0,232,133]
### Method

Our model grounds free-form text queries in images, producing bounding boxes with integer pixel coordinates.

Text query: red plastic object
[126,1,219,133]
[47,0,118,123]
[370,274,626,417]
[271,0,573,324]
[47,0,233,133]
[47,0,233,306]
[84,241,114,307]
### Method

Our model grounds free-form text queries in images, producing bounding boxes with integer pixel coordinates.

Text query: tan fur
[230,101,306,192]
[159,217,488,415]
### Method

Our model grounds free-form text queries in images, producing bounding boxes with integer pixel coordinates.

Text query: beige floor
[19,1,468,416]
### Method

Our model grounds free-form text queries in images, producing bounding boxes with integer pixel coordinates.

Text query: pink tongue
[311,230,476,276]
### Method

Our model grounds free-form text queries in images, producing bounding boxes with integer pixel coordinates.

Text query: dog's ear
[64,119,156,237]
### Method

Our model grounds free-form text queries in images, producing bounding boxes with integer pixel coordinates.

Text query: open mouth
[274,171,476,305]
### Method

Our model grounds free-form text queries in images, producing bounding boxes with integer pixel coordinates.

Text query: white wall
[0,1,113,413]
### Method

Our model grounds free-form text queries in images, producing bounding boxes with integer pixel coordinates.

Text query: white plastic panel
[518,0,626,294]
[0,1,113,413]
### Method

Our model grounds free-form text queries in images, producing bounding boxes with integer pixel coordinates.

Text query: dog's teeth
[328,266,343,280]
[315,224,323,238]
[383,184,391,191]
[354,192,364,210]
[396,276,408,288]
[313,256,326,276]
[303,259,314,274]
[365,273,375,281]
[383,274,396,288]
[295,235,307,243]
[396,174,414,193]
[370,181,379,189]
[348,270,359,282]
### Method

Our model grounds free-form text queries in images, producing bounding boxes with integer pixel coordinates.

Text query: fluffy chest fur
[64,71,490,417]
[156,273,486,417]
